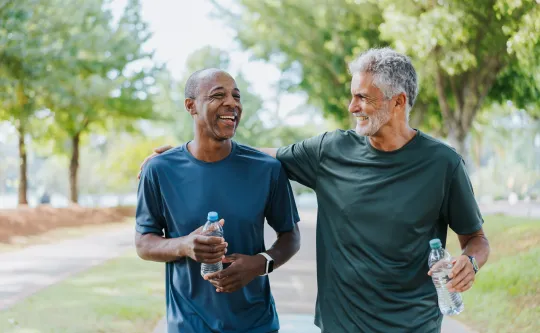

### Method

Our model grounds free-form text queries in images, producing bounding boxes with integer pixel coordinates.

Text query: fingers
[448,271,475,292]
[154,145,173,153]
[222,254,237,263]
[449,256,467,279]
[195,235,227,245]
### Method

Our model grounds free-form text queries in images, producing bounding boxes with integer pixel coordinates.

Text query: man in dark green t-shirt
[139,47,490,333]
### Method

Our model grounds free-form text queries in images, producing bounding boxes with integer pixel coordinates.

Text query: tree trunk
[446,126,468,159]
[69,132,80,204]
[17,121,28,206]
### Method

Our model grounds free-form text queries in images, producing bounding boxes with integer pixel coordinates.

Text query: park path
[0,225,134,311]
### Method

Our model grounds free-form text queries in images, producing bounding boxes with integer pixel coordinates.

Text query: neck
[368,123,417,152]
[188,133,232,162]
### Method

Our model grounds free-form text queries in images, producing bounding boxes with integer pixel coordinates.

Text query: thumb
[222,254,238,263]
[218,218,225,227]
[192,225,204,235]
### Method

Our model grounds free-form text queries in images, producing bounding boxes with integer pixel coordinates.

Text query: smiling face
[348,72,393,136]
[185,70,242,141]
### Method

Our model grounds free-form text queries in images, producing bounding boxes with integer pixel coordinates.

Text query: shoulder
[417,131,462,168]
[142,146,186,178]
[235,143,281,165]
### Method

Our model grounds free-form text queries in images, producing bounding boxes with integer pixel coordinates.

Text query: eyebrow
[209,86,241,94]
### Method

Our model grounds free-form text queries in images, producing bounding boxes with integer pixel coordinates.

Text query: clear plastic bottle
[200,211,224,277]
[428,238,464,316]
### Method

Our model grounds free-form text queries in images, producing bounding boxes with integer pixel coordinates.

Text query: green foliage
[213,0,540,153]
[212,0,384,128]
[45,0,158,148]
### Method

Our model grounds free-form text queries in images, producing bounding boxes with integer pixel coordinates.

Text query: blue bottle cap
[429,238,442,249]
[207,211,219,222]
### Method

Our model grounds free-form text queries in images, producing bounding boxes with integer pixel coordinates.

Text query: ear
[185,98,197,116]
[394,92,407,111]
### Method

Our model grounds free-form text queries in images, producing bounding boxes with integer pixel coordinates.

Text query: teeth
[355,115,368,120]
[219,116,235,120]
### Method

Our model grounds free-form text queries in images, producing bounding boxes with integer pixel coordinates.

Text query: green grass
[0,252,165,333]
[445,215,540,333]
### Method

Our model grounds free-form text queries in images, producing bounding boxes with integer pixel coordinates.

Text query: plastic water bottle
[428,238,464,316]
[200,211,224,277]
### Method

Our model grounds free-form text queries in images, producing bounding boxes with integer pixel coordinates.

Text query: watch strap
[258,252,274,276]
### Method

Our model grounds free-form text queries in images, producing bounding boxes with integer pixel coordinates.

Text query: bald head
[184,68,233,99]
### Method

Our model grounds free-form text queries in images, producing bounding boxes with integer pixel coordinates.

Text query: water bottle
[200,211,224,277]
[428,238,464,316]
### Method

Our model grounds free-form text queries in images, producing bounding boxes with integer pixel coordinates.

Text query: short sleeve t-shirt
[277,129,483,333]
[137,141,300,333]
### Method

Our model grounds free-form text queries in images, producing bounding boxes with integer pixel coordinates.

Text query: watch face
[268,260,274,273]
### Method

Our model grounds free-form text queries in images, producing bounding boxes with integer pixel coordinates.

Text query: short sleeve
[276,132,327,189]
[442,159,484,235]
[136,165,166,236]
[264,165,301,233]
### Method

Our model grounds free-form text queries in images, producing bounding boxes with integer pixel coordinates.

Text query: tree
[0,0,78,204]
[212,0,540,156]
[44,0,157,203]
[378,0,539,155]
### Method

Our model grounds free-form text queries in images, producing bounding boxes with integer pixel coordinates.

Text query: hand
[183,219,227,264]
[137,144,174,179]
[203,254,266,293]
[428,255,475,292]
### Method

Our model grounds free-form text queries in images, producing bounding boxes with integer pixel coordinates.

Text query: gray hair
[348,47,418,115]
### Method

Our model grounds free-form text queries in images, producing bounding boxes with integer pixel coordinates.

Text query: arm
[434,158,490,292]
[264,223,301,270]
[135,229,227,264]
[458,228,490,270]
[136,161,226,264]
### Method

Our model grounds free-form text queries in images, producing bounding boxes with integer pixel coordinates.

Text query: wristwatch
[467,255,479,274]
[258,252,274,276]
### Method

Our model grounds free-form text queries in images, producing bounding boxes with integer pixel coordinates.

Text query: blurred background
[0,0,538,333]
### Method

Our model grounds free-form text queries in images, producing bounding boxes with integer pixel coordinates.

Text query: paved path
[0,226,134,311]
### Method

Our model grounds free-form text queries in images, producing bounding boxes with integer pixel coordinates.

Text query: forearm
[256,148,278,158]
[265,224,301,270]
[135,232,188,262]
[460,233,490,269]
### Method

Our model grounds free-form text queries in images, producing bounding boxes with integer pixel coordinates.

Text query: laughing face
[188,71,242,141]
[348,72,392,137]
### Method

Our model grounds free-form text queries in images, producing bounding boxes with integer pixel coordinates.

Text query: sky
[109,0,323,126]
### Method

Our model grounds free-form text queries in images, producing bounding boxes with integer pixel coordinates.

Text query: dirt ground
[0,205,135,243]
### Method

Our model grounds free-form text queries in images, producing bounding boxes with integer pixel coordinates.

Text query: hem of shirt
[452,222,483,235]
[136,224,163,235]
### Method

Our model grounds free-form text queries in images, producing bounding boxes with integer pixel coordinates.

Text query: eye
[211,93,225,99]
[233,94,241,100]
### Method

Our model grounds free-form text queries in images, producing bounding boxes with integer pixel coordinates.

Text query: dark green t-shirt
[277,129,483,333]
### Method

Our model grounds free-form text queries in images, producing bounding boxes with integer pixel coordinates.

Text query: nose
[348,99,360,114]
[223,93,238,108]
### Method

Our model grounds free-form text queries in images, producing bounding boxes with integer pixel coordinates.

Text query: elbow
[292,224,301,254]
[135,233,151,260]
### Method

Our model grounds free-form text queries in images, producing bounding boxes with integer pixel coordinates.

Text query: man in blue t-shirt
[135,68,301,333]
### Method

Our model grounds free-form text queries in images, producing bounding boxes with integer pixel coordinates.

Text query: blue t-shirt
[136,141,300,333]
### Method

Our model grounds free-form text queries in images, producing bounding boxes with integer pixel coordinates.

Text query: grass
[0,251,166,333]
[0,219,133,254]
[445,215,540,333]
